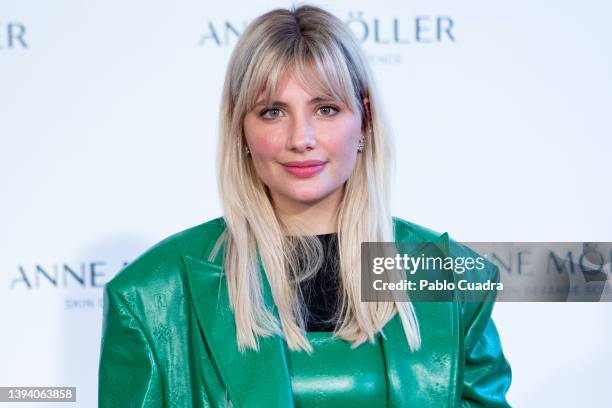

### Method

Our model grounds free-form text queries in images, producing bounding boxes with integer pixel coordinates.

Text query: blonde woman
[99,5,512,407]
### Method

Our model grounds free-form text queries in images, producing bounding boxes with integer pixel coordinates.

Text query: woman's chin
[282,187,331,206]
[274,186,326,204]
[288,193,326,205]
[269,182,342,207]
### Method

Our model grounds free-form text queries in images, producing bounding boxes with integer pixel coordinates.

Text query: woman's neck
[271,189,342,235]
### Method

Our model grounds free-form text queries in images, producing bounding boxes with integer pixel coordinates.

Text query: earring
[358,126,371,153]
[357,137,365,153]
[244,145,250,155]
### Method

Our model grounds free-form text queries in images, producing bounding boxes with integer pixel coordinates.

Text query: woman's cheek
[250,137,267,156]
[251,132,281,156]
[333,130,360,157]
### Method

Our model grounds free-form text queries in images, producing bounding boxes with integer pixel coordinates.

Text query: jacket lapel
[181,254,294,408]
[380,300,458,408]
[380,231,458,408]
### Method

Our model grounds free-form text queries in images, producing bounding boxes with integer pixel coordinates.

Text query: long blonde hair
[211,4,420,354]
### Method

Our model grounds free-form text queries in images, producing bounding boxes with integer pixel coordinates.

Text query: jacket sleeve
[99,283,164,408]
[460,266,513,407]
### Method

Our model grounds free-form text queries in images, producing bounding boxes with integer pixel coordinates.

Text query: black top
[297,233,340,332]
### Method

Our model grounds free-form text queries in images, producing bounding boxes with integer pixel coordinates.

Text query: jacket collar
[181,225,456,408]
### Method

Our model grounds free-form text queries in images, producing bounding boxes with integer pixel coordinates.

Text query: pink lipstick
[282,160,326,178]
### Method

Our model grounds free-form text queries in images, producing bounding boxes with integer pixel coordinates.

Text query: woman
[99,4,512,407]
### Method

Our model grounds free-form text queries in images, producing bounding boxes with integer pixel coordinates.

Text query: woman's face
[243,69,366,212]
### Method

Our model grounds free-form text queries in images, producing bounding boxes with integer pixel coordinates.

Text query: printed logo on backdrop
[7,260,128,309]
[0,21,28,49]
[199,11,455,65]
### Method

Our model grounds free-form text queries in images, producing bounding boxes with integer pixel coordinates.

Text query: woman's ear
[362,96,372,130]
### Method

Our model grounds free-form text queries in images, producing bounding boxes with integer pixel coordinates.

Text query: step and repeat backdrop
[1,1,611,406]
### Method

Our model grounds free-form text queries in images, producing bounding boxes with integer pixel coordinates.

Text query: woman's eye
[318,106,339,116]
[261,108,282,119]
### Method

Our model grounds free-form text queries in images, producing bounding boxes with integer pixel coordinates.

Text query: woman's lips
[282,160,326,178]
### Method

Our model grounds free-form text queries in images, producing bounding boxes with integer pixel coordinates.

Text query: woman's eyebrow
[253,96,339,108]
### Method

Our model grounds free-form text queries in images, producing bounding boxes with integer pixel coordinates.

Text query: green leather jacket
[98,217,512,407]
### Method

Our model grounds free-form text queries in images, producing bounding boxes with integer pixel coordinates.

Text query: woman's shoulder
[393,216,501,304]
[106,216,226,296]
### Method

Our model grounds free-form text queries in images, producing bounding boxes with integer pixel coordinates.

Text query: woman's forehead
[256,73,336,102]
[252,65,354,109]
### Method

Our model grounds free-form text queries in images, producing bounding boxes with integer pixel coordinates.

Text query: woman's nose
[287,116,316,151]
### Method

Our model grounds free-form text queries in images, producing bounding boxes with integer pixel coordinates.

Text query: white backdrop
[1,1,611,406]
